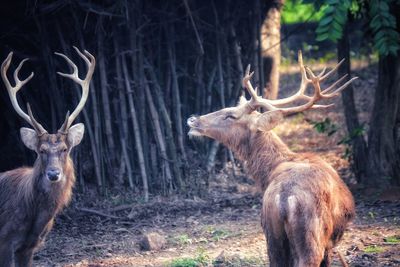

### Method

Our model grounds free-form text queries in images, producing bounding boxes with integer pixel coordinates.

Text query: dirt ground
[34,62,400,266]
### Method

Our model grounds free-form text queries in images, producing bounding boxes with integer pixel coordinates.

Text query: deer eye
[224,115,237,120]
[62,148,68,153]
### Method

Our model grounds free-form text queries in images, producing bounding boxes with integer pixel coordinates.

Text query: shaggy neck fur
[224,131,295,191]
[13,156,76,214]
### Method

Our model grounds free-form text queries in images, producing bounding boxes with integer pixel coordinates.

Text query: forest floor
[35,62,400,266]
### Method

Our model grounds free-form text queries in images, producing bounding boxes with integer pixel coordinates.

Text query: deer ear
[20,127,38,151]
[68,123,85,147]
[256,110,284,132]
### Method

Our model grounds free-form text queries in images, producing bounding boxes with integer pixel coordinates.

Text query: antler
[55,46,95,133]
[242,50,358,116]
[1,52,47,134]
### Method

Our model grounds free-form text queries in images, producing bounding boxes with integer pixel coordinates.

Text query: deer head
[1,47,95,183]
[187,51,357,148]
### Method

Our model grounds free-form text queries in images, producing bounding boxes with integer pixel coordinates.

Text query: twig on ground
[78,207,122,220]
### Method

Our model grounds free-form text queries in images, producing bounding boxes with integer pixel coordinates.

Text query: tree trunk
[337,23,368,183]
[366,53,400,186]
[366,6,400,187]
[261,0,283,99]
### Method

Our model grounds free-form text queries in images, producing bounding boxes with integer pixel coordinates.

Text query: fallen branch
[78,207,122,220]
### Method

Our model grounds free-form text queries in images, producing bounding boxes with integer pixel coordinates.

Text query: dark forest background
[0,0,279,198]
[1,0,399,199]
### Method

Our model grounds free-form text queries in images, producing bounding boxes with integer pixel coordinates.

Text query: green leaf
[316,32,330,41]
[319,15,334,26]
[369,0,400,56]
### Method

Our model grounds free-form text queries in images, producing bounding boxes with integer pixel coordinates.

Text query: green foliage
[170,258,202,267]
[171,234,193,246]
[309,119,366,160]
[384,236,400,243]
[369,0,400,56]
[169,248,209,267]
[211,229,230,241]
[202,226,236,242]
[308,118,338,136]
[363,245,385,253]
[282,0,325,24]
[338,124,366,159]
[338,124,366,145]
[310,0,400,56]
[315,0,351,42]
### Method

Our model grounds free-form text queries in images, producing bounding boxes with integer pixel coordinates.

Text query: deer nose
[47,169,61,181]
[187,116,198,127]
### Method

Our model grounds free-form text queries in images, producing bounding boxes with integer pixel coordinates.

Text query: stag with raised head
[188,51,356,267]
[0,47,95,267]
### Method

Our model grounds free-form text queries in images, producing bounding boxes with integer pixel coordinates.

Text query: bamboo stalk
[144,79,174,194]
[167,24,188,163]
[146,62,183,190]
[121,54,149,201]
[97,23,116,169]
[114,38,131,186]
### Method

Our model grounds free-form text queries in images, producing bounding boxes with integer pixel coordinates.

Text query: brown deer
[187,51,356,267]
[0,47,95,267]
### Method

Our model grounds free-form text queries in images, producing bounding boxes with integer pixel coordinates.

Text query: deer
[187,51,356,267]
[0,47,95,267]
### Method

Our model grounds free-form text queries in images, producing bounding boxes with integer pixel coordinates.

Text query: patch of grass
[171,234,193,246]
[211,229,232,241]
[169,248,209,267]
[213,255,266,267]
[384,236,400,244]
[170,258,204,267]
[363,245,385,253]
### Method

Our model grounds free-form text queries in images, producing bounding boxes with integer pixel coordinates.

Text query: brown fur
[188,108,355,267]
[0,132,76,267]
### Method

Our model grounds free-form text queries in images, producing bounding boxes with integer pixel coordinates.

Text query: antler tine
[267,50,312,106]
[14,59,34,89]
[320,58,345,82]
[317,67,327,78]
[321,76,358,98]
[310,104,335,110]
[321,74,348,95]
[72,46,96,76]
[72,46,91,66]
[1,52,47,134]
[27,103,47,135]
[242,65,277,111]
[242,65,257,98]
[54,52,80,83]
[276,64,357,116]
[56,47,95,132]
[240,52,357,116]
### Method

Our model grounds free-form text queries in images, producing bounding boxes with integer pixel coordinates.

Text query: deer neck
[230,131,294,191]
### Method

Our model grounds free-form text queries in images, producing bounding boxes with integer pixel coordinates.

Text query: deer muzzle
[47,169,61,182]
[187,116,204,136]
